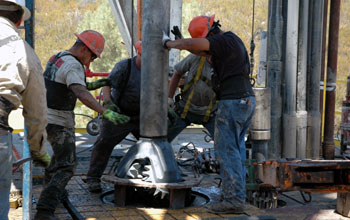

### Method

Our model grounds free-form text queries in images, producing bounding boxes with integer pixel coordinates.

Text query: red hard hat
[188,14,215,38]
[134,41,142,55]
[75,30,105,58]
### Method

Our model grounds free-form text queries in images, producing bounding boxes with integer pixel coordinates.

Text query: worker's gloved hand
[86,78,111,90]
[31,151,51,168]
[162,31,172,49]
[171,26,183,40]
[103,100,120,113]
[168,108,180,127]
[102,109,130,125]
[168,97,175,109]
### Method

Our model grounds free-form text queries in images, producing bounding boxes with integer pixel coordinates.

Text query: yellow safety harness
[180,57,216,123]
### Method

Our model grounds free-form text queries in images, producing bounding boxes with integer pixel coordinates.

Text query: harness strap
[203,94,217,122]
[181,57,213,122]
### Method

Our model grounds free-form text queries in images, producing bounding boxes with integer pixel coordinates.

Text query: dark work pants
[87,118,140,181]
[36,124,76,213]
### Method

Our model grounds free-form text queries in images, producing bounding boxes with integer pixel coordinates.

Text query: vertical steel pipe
[24,0,34,48]
[306,0,324,158]
[168,0,182,76]
[296,0,309,158]
[250,88,271,162]
[283,0,299,158]
[267,0,284,159]
[22,127,32,220]
[140,0,170,137]
[322,0,341,159]
[23,1,34,218]
[137,0,142,40]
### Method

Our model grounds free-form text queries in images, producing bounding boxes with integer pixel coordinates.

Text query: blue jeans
[214,96,256,205]
[0,131,12,220]
[167,109,215,142]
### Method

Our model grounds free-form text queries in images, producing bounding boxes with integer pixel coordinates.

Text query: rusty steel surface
[322,0,341,160]
[258,159,350,193]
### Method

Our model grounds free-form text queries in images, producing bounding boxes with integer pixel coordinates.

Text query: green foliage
[35,0,99,68]
[181,0,268,75]
[77,0,129,73]
[334,1,350,134]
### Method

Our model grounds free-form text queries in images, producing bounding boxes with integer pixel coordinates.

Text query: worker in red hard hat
[34,31,130,220]
[163,15,256,214]
[85,41,143,193]
[0,1,50,219]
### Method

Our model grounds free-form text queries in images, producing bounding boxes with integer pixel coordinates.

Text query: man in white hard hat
[0,0,51,219]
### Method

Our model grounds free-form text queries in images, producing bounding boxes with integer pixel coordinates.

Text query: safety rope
[131,0,134,57]
[250,0,256,86]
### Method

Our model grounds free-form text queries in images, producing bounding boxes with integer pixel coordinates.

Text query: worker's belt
[0,96,14,132]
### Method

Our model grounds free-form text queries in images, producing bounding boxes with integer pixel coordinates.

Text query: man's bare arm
[69,84,105,114]
[168,71,182,98]
[102,86,112,103]
[166,38,210,52]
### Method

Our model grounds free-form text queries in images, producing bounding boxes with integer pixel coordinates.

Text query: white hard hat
[0,0,31,21]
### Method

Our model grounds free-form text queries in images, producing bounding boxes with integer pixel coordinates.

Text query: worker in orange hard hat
[163,15,256,214]
[85,41,143,193]
[34,31,130,220]
[0,1,50,219]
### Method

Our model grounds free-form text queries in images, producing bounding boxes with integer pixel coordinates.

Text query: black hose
[100,189,116,206]
[62,197,85,220]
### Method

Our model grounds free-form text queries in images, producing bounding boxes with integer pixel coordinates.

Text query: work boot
[86,178,102,193]
[205,200,245,214]
[34,210,59,220]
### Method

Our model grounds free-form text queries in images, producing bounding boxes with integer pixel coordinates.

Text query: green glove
[102,109,130,125]
[31,151,51,168]
[86,78,111,90]
[168,108,180,127]
[103,100,120,112]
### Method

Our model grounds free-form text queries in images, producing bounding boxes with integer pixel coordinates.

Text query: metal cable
[280,192,306,205]
[250,0,256,86]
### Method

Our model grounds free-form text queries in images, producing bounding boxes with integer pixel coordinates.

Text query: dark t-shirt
[207,31,254,99]
[109,57,141,116]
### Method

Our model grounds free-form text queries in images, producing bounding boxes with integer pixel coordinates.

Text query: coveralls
[168,54,217,142]
[0,17,48,220]
[87,57,141,184]
[207,31,256,206]
[35,51,86,214]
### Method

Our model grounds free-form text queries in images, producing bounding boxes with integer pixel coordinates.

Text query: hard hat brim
[0,0,31,21]
[21,6,30,21]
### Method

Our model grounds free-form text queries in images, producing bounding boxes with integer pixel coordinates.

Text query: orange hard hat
[75,30,105,58]
[134,41,142,55]
[188,14,215,38]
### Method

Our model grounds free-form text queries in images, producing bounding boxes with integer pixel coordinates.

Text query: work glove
[31,151,51,168]
[102,109,130,125]
[103,100,121,113]
[168,97,175,109]
[162,31,172,49]
[171,26,183,40]
[168,108,180,127]
[86,78,111,90]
